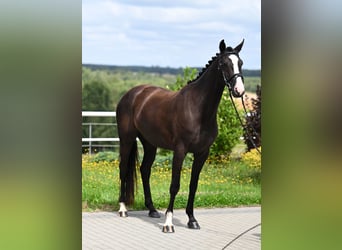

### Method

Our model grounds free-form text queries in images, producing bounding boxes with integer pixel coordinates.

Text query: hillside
[82,64,261,112]
[82,64,260,77]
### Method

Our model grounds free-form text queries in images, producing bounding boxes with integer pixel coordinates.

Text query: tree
[168,67,198,91]
[82,80,115,152]
[82,80,112,111]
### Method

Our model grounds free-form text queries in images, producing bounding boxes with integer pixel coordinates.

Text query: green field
[82,150,261,211]
[244,76,261,93]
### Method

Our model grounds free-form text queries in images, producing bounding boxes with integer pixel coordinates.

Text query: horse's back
[116,84,179,148]
[119,84,176,112]
[117,84,174,123]
[119,84,173,104]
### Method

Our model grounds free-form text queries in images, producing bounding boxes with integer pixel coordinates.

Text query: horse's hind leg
[139,136,160,218]
[118,138,137,217]
[118,144,129,217]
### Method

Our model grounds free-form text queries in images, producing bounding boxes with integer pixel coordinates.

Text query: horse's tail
[125,140,138,206]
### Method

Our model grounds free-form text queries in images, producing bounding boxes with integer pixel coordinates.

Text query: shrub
[243,85,261,151]
[167,67,198,91]
[210,90,243,157]
[91,151,119,163]
[240,147,261,183]
[241,147,261,170]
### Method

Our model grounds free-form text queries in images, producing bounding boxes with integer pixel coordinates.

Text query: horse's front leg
[186,150,209,229]
[118,201,128,217]
[162,148,186,233]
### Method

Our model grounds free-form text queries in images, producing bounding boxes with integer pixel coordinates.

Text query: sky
[82,0,260,69]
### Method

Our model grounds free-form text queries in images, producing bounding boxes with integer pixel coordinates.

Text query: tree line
[83,64,260,78]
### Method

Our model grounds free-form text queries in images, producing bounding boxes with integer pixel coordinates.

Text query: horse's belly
[135,117,174,149]
[188,138,215,153]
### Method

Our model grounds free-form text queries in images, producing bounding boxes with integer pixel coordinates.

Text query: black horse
[116,39,245,233]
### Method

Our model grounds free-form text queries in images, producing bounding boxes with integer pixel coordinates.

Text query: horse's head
[218,39,245,98]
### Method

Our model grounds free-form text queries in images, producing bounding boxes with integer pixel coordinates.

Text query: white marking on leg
[162,211,175,233]
[118,202,128,217]
[165,212,173,226]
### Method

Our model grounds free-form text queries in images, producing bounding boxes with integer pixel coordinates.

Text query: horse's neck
[189,61,225,122]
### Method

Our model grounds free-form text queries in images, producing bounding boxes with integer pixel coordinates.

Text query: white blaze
[229,54,245,95]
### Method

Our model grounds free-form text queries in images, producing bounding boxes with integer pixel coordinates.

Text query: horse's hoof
[188,221,200,229]
[148,210,161,218]
[162,225,175,233]
[119,211,128,217]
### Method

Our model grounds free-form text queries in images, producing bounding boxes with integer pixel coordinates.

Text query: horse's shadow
[126,210,186,231]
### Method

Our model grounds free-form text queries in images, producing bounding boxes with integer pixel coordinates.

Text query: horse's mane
[187,47,233,85]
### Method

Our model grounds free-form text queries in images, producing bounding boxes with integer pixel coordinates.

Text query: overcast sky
[82,0,260,69]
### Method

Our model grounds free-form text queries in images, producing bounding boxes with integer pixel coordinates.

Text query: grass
[82,149,260,212]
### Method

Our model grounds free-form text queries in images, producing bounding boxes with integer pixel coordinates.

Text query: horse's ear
[219,39,226,53]
[234,39,245,53]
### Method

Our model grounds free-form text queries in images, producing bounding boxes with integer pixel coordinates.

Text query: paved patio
[82,206,261,249]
